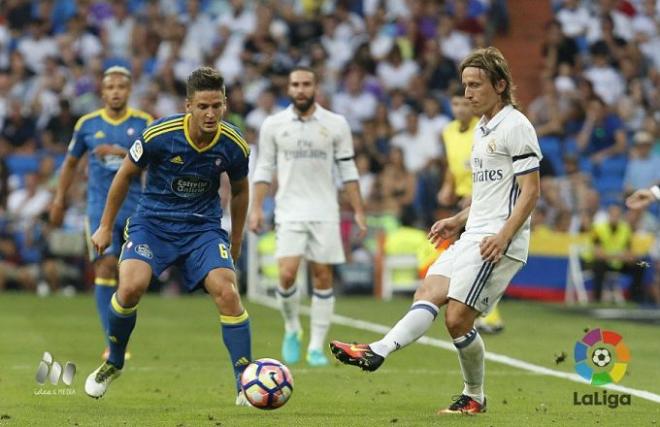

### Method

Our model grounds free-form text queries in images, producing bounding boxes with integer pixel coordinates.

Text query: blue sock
[94,278,117,344]
[107,293,137,369]
[220,311,252,392]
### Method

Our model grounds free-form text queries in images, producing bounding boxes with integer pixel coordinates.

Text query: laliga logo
[574,328,630,385]
[573,328,632,408]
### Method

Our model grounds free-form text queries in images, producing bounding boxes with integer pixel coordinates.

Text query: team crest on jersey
[127,128,135,136]
[94,130,105,139]
[487,139,496,154]
[129,140,143,161]
[135,244,153,259]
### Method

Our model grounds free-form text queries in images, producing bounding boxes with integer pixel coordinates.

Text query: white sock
[276,285,301,333]
[453,328,485,404]
[369,300,439,358]
[308,288,335,351]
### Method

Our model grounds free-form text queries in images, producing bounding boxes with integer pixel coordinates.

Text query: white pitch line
[250,295,660,404]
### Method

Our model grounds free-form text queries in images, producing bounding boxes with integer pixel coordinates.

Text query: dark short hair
[186,67,225,99]
[289,65,317,83]
[460,47,518,108]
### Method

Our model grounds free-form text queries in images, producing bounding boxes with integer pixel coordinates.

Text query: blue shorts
[119,217,234,291]
[86,213,129,262]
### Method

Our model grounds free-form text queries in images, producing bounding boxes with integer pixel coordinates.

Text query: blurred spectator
[101,0,136,60]
[0,157,8,213]
[17,18,58,74]
[378,146,417,220]
[41,99,78,154]
[332,67,378,132]
[576,96,626,164]
[376,44,419,91]
[391,111,441,174]
[387,89,411,131]
[623,131,660,193]
[0,233,37,292]
[246,88,283,131]
[61,13,103,65]
[590,15,627,67]
[436,13,472,66]
[356,152,376,202]
[528,76,571,138]
[555,0,591,40]
[418,96,450,139]
[584,43,625,105]
[7,172,52,229]
[0,97,38,153]
[420,38,459,92]
[542,19,579,75]
[0,68,10,131]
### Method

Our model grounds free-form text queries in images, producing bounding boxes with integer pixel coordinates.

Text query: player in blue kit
[50,66,152,360]
[83,67,253,406]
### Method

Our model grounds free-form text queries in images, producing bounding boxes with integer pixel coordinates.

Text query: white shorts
[275,221,345,264]
[426,238,523,314]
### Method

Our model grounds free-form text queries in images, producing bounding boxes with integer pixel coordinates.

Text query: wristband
[651,185,660,201]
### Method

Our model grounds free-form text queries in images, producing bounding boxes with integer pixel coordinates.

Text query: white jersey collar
[478,104,514,136]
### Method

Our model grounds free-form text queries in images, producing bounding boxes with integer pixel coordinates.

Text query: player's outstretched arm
[480,171,540,263]
[248,182,270,233]
[343,180,367,239]
[50,155,80,227]
[91,157,142,254]
[229,177,250,262]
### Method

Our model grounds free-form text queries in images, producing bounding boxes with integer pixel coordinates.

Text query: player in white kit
[331,47,542,415]
[249,66,367,367]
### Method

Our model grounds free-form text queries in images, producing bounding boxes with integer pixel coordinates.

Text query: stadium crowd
[0,0,658,303]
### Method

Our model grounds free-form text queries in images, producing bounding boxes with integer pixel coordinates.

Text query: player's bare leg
[85,259,151,398]
[438,299,486,415]
[205,268,252,406]
[277,256,303,364]
[331,275,449,371]
[307,262,334,366]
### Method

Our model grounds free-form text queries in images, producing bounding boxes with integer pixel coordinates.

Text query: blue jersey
[68,108,153,221]
[127,113,250,231]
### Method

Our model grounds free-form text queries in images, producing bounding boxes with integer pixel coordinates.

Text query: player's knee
[414,285,433,302]
[414,283,447,307]
[444,310,472,338]
[312,269,332,287]
[279,269,297,287]
[212,281,242,314]
[116,285,144,307]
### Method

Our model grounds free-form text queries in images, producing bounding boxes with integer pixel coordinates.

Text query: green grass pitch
[1,293,658,426]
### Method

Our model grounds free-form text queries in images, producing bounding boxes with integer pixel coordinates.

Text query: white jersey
[463,105,542,263]
[253,104,359,223]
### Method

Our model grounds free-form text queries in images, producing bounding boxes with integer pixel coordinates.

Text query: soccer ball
[592,348,611,367]
[240,358,294,410]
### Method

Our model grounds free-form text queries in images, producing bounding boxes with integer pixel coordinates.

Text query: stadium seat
[539,136,564,175]
[5,154,40,176]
